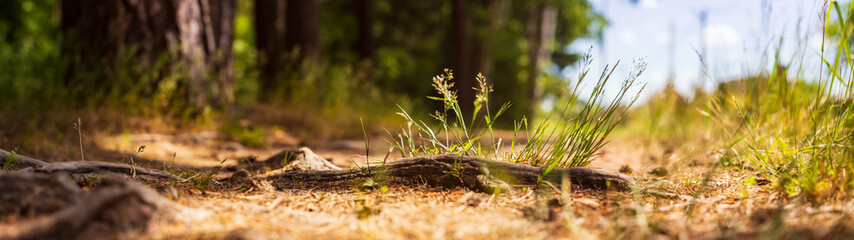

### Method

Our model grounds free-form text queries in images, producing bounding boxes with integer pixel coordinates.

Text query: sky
[562,0,832,104]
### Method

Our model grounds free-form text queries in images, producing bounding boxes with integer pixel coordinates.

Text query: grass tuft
[390,52,645,179]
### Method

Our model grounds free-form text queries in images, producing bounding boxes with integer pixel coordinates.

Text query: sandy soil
[4,129,854,239]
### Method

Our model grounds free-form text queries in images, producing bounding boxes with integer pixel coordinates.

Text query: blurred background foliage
[0,0,604,133]
[3,0,854,200]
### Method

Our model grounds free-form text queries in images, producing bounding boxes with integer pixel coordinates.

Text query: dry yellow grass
[89,132,851,240]
[5,128,854,239]
[138,165,854,239]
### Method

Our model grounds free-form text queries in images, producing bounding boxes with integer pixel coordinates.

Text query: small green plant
[2,147,21,171]
[390,69,512,178]
[194,168,219,190]
[160,152,187,182]
[357,178,382,192]
[121,145,145,178]
[191,158,227,190]
[356,117,395,193]
[391,69,509,158]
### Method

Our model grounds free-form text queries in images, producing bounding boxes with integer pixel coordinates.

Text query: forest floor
[2,118,854,239]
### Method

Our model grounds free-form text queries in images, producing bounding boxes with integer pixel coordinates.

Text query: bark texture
[0,149,184,181]
[285,0,321,61]
[177,0,236,109]
[0,174,200,240]
[254,0,322,99]
[525,3,557,118]
[354,0,375,61]
[265,154,635,192]
[451,0,475,121]
[254,0,288,97]
[61,0,235,109]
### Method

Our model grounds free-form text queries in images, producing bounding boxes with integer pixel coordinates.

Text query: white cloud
[805,32,824,53]
[643,69,669,83]
[618,28,637,44]
[655,31,670,44]
[638,0,659,8]
[703,24,741,47]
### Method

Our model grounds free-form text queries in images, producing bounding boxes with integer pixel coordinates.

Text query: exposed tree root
[0,145,633,239]
[227,147,341,172]
[0,149,184,181]
[264,154,636,192]
[0,172,206,240]
[0,172,83,218]
[0,149,48,169]
[3,147,633,192]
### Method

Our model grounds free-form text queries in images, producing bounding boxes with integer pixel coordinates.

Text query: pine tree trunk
[254,0,287,100]
[355,0,375,61]
[525,3,557,119]
[285,0,321,61]
[254,0,321,100]
[452,0,475,122]
[475,0,509,80]
[177,0,236,110]
[60,0,235,111]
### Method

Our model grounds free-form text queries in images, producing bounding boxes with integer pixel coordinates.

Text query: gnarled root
[265,154,636,192]
[226,147,342,172]
[0,172,206,240]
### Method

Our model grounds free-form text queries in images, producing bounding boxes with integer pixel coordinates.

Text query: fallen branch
[0,148,48,169]
[0,149,184,181]
[265,154,635,192]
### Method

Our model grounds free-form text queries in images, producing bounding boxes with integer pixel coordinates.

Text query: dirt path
[3,131,854,239]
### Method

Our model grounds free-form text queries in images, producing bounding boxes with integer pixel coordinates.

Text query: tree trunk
[451,0,475,122]
[254,0,321,100]
[285,0,321,61]
[525,3,557,119]
[60,0,176,95]
[475,0,509,80]
[354,0,375,61]
[178,0,236,110]
[254,0,287,99]
[60,0,235,110]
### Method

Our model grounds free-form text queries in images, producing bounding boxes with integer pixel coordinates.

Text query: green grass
[193,168,220,190]
[513,56,646,169]
[711,2,854,199]
[389,52,646,180]
[219,122,269,148]
[391,69,510,158]
[621,1,854,200]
